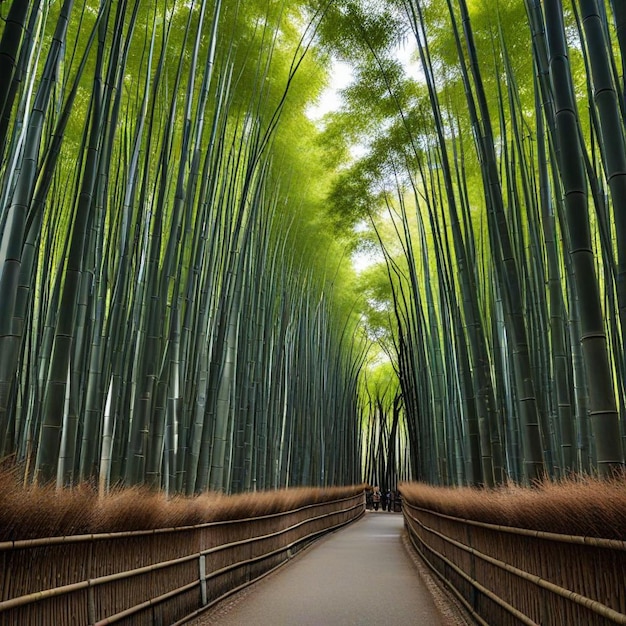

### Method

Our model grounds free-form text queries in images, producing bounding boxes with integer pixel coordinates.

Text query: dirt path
[188,511,468,625]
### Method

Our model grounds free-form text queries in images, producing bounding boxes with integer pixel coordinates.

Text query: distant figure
[381,489,388,512]
[386,489,392,512]
[394,490,402,512]
[372,487,381,511]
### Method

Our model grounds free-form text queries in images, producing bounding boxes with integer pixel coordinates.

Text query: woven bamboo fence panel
[0,492,364,625]
[402,500,626,625]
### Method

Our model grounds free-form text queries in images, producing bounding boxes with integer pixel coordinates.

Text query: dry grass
[0,466,365,541]
[400,475,626,540]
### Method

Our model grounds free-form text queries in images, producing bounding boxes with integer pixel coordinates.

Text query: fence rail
[0,492,364,625]
[402,500,626,625]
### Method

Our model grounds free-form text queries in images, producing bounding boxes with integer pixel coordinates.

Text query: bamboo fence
[402,500,626,625]
[0,492,365,625]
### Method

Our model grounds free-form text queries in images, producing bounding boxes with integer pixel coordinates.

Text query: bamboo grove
[3,0,624,498]
[359,364,411,491]
[0,1,366,494]
[324,0,626,487]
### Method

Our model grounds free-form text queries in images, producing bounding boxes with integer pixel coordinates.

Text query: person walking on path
[372,486,381,511]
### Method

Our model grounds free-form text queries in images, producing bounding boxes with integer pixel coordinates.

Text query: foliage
[400,475,626,540]
[0,0,364,494]
[321,0,626,486]
[0,465,364,540]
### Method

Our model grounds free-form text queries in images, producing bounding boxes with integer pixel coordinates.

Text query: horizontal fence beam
[402,500,626,626]
[94,500,364,625]
[94,581,200,626]
[113,506,361,626]
[405,526,534,626]
[403,501,626,551]
[0,493,362,551]
[0,491,365,625]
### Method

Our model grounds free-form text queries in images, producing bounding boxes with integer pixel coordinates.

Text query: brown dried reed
[0,466,364,542]
[400,475,626,540]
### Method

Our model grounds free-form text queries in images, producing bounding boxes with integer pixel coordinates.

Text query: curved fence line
[402,500,626,625]
[404,528,532,626]
[405,502,626,550]
[0,492,362,550]
[0,492,365,625]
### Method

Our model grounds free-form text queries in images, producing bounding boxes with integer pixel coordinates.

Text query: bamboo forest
[0,0,625,497]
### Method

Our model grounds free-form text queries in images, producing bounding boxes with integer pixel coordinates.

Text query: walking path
[190,511,465,625]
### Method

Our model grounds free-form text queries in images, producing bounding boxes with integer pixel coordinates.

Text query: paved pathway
[192,511,459,625]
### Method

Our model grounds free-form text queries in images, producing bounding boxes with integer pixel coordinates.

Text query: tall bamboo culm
[0,1,364,493]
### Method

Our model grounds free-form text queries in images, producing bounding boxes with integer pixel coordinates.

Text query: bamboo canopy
[0,1,364,493]
[1,0,625,492]
[321,0,626,485]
